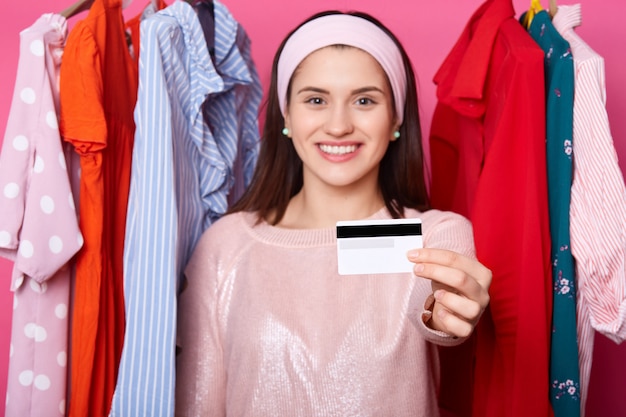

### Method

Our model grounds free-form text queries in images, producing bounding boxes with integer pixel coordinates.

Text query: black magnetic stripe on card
[336,223,422,239]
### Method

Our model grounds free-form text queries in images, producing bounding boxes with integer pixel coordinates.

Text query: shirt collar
[161,1,224,121]
[551,4,582,34]
[433,0,514,116]
[211,0,254,90]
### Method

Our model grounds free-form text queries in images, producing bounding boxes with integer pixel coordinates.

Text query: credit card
[336,218,423,275]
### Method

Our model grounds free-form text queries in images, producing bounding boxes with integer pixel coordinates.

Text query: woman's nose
[323,104,354,137]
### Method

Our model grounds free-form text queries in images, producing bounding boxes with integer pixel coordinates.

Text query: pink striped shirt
[553,5,626,415]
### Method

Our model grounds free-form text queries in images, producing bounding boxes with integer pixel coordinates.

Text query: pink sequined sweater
[175,207,475,417]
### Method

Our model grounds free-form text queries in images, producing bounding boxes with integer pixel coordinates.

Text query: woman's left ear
[391,127,401,141]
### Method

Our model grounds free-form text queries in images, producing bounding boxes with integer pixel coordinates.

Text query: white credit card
[336,218,423,275]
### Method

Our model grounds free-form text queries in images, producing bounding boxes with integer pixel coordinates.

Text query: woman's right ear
[282,113,292,138]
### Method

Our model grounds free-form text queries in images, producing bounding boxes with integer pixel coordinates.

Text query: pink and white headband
[277,14,407,125]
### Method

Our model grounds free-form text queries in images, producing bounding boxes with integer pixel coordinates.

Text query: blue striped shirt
[110,2,262,416]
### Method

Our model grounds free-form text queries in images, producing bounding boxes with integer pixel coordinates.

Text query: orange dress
[59,0,137,415]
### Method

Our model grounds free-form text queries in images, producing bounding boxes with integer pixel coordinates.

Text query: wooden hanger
[549,0,558,18]
[59,0,94,19]
[60,0,133,19]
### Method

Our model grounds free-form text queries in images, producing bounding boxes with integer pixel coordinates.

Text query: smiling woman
[174,10,492,417]
[282,45,398,217]
[1,2,625,417]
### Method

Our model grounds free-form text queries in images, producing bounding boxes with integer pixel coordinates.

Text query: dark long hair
[228,10,430,224]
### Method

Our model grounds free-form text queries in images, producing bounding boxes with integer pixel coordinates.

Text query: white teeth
[319,144,358,155]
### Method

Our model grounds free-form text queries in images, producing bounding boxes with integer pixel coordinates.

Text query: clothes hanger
[522,0,544,29]
[548,0,558,18]
[59,0,94,19]
[60,0,132,18]
[150,0,169,12]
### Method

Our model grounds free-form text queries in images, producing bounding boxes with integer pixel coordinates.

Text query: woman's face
[284,45,398,195]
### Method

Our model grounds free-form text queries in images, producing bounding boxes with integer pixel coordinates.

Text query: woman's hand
[407,248,492,338]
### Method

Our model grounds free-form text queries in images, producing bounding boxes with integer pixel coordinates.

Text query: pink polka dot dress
[0,14,82,416]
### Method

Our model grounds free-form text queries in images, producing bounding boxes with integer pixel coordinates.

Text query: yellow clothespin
[523,0,544,29]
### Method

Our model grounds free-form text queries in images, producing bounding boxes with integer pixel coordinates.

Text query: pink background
[1,0,624,415]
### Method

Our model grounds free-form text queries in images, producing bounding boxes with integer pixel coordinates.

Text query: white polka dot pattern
[18,370,34,387]
[13,275,24,290]
[54,303,67,319]
[40,195,55,214]
[13,274,24,289]
[57,151,66,170]
[4,183,19,199]
[19,241,34,259]
[30,39,44,57]
[0,230,10,246]
[12,135,29,152]
[33,155,45,173]
[34,375,51,391]
[49,236,63,254]
[56,351,67,367]
[20,88,36,104]
[29,280,47,294]
[1,13,77,417]
[46,111,58,130]
[24,323,47,342]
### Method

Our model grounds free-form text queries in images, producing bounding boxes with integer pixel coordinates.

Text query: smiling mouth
[318,144,359,155]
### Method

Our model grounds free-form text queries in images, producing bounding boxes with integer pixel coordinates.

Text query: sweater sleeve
[407,209,477,346]
[176,229,227,417]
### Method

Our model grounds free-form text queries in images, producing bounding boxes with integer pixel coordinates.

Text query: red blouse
[429,1,554,416]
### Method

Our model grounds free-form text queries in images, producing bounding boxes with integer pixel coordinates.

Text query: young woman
[175,10,491,416]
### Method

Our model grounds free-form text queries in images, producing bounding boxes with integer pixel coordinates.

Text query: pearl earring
[393,131,400,139]
[282,128,290,136]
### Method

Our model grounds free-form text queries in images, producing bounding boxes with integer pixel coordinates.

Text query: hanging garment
[124,0,168,68]
[525,9,581,417]
[58,0,138,415]
[0,13,82,417]
[553,4,626,415]
[109,1,262,416]
[206,20,262,206]
[428,0,553,416]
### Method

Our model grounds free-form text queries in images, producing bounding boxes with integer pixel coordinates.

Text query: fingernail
[407,249,420,260]
[414,264,424,273]
[434,289,443,300]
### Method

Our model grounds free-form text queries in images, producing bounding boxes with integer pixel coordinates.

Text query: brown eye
[356,97,375,106]
[306,97,324,105]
